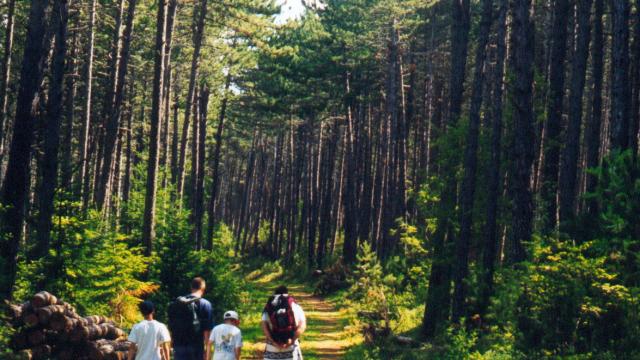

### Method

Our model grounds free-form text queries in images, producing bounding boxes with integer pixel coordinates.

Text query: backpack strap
[286,296,297,329]
[178,294,201,304]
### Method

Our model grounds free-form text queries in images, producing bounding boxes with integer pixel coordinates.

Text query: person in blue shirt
[170,277,214,360]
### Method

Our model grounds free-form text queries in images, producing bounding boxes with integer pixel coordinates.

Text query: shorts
[263,341,303,360]
[174,344,204,360]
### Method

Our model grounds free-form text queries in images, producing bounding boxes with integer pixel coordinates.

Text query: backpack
[167,295,201,340]
[264,294,297,344]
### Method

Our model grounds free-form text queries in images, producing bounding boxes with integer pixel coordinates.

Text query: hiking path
[240,267,358,360]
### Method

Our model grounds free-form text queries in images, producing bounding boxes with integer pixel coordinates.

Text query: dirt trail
[244,285,351,360]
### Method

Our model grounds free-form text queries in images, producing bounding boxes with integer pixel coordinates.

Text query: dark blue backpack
[168,295,201,340]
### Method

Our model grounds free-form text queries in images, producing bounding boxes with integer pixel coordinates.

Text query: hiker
[127,300,171,360]
[168,277,214,360]
[261,285,307,360]
[205,310,243,360]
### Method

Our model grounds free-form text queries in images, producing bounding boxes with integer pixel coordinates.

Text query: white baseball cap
[224,310,239,321]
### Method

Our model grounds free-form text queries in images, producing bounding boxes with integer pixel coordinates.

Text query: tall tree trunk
[190,86,201,228]
[160,0,178,186]
[0,0,49,300]
[405,48,417,222]
[508,0,535,263]
[629,0,640,154]
[358,104,373,244]
[307,121,322,270]
[236,135,258,255]
[422,0,471,338]
[171,74,180,187]
[102,0,125,121]
[193,86,209,250]
[0,0,16,164]
[331,135,345,256]
[142,0,167,256]
[585,0,604,215]
[61,31,77,190]
[452,0,493,323]
[395,36,408,227]
[318,121,339,269]
[342,74,358,264]
[122,94,134,227]
[78,0,97,207]
[34,0,69,259]
[428,81,444,177]
[205,72,232,249]
[111,126,124,220]
[88,125,102,207]
[287,120,300,261]
[176,0,208,197]
[558,0,592,230]
[296,130,310,258]
[372,101,388,252]
[117,77,135,224]
[274,151,286,258]
[540,0,570,232]
[478,0,508,318]
[609,0,631,150]
[92,0,124,206]
[381,22,401,258]
[268,135,283,257]
[96,0,138,210]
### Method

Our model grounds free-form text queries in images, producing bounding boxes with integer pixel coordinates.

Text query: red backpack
[264,294,296,344]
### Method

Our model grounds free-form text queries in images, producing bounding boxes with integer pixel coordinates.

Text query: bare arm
[203,330,211,348]
[128,343,137,360]
[294,318,307,342]
[235,346,242,360]
[261,320,274,343]
[205,340,213,360]
[161,342,171,360]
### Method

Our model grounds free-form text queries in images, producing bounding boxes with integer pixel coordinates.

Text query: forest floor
[238,264,360,360]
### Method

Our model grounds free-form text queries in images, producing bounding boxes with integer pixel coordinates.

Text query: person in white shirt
[261,286,306,360]
[206,310,243,360]
[127,300,171,360]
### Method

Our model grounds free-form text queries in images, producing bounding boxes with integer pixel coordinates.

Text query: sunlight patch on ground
[245,265,284,284]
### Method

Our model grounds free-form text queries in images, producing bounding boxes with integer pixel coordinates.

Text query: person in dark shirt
[170,277,213,360]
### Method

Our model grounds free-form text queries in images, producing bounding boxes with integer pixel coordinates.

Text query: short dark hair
[274,285,288,295]
[139,300,155,316]
[191,277,206,291]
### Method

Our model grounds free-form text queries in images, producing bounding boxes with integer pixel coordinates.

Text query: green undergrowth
[333,231,640,359]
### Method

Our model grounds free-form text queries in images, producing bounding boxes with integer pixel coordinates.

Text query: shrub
[13,207,154,328]
[512,239,638,356]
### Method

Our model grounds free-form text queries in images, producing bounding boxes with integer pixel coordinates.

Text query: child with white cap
[205,310,243,360]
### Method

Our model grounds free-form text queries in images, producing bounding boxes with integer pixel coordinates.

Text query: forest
[0,0,640,358]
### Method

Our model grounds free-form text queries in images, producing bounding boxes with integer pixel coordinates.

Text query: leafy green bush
[478,237,639,358]
[13,207,154,328]
[0,316,15,358]
[350,242,393,311]
[7,168,244,331]
[386,221,430,301]
[584,149,640,244]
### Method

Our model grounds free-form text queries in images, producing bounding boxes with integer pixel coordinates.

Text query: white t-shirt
[128,319,171,360]
[209,323,242,360]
